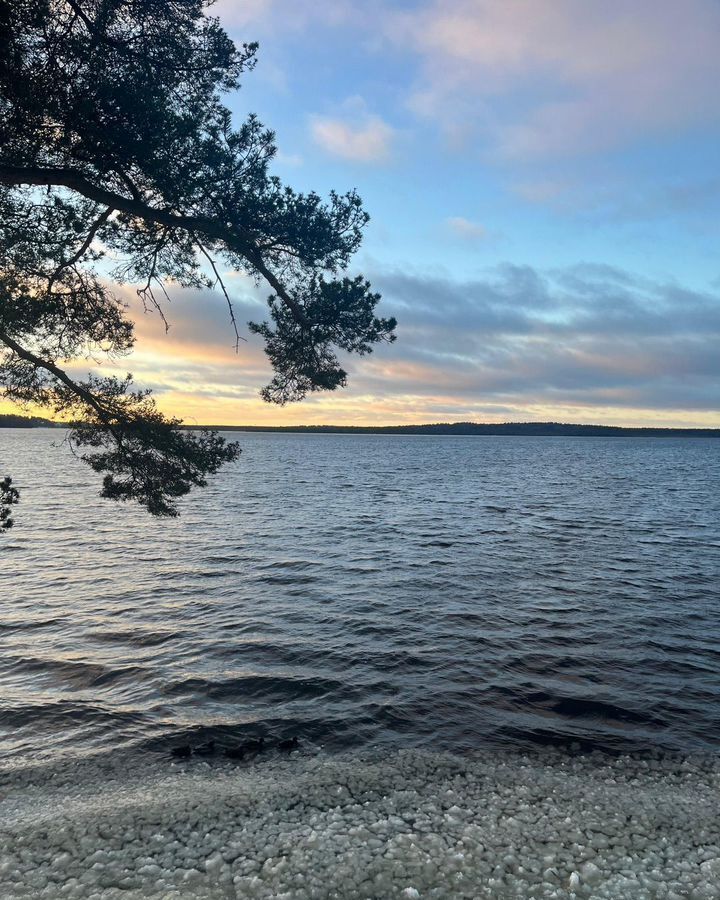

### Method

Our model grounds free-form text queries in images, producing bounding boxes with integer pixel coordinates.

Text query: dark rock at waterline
[278,736,299,751]
[224,737,266,759]
[224,745,246,761]
[171,745,191,759]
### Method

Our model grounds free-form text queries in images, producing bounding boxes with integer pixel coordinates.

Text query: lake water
[2,429,719,762]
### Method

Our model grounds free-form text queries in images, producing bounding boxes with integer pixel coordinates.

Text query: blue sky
[88,0,720,426]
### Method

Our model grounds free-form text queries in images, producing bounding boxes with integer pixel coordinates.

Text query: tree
[0,0,396,521]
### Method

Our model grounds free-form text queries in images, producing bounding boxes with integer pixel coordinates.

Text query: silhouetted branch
[197,241,246,350]
[0,164,312,329]
[47,206,113,292]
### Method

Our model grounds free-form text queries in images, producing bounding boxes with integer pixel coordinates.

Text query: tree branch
[0,328,117,431]
[47,205,113,292]
[0,164,312,328]
[197,241,246,351]
[64,0,101,39]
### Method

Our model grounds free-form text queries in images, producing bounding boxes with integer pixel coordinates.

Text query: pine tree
[0,0,396,520]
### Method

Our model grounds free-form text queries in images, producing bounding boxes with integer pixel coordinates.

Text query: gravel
[1,747,719,898]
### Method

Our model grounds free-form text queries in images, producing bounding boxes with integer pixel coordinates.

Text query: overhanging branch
[0,328,116,430]
[0,164,312,328]
[48,205,113,291]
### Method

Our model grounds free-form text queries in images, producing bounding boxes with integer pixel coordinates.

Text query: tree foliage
[0,476,19,530]
[0,0,396,522]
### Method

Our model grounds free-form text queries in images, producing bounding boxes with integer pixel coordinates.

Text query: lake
[2,429,720,762]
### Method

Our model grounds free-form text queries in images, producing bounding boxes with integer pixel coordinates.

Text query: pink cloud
[310,111,394,163]
[387,0,720,159]
[213,0,362,33]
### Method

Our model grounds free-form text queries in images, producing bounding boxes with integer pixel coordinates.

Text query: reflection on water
[2,430,720,761]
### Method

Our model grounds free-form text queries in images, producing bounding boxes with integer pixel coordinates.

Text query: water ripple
[2,430,720,761]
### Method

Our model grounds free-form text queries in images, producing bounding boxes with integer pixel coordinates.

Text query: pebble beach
[3,747,720,899]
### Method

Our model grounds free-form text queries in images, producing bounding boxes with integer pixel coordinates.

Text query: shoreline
[3,416,720,438]
[3,746,719,899]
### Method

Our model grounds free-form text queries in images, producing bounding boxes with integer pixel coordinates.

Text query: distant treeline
[2,413,718,437]
[193,421,720,438]
[0,413,61,428]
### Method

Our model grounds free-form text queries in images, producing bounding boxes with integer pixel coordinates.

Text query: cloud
[68,262,718,428]
[275,150,304,168]
[446,217,487,240]
[387,0,720,160]
[212,0,274,29]
[310,110,394,163]
[120,276,268,350]
[506,173,720,234]
[365,262,720,416]
[214,0,361,32]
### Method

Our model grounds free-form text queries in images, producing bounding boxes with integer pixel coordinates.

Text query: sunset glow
[6,0,719,427]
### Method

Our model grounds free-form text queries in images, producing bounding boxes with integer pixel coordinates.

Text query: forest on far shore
[2,413,718,438]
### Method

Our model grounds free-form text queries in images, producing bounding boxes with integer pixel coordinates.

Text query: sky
[20,0,720,426]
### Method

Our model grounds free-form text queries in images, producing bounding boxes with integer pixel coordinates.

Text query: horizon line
[2,413,719,434]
